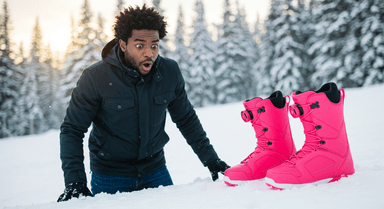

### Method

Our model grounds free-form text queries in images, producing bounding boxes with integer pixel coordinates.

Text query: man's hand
[57,182,93,202]
[206,159,230,181]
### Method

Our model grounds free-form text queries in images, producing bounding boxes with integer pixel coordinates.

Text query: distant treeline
[0,0,383,138]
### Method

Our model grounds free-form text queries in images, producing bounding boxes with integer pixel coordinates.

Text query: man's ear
[119,39,127,52]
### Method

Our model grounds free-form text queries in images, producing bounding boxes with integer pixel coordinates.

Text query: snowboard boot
[265,82,355,190]
[224,91,296,186]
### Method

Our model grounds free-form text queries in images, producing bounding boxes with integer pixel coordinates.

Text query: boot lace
[241,107,270,163]
[287,102,323,165]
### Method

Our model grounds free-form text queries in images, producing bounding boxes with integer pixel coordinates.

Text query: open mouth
[142,62,152,71]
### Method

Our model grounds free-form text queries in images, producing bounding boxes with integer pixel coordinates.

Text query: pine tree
[232,1,257,99]
[301,0,320,89]
[0,0,20,138]
[12,41,29,136]
[59,15,80,106]
[252,12,262,93]
[24,17,44,134]
[353,0,384,86]
[170,4,190,92]
[269,0,306,93]
[151,0,171,57]
[187,0,216,107]
[214,0,237,104]
[253,0,284,95]
[215,0,256,103]
[95,13,108,51]
[60,0,101,106]
[308,0,353,88]
[41,44,63,129]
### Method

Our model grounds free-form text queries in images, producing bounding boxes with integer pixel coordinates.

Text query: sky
[7,0,270,56]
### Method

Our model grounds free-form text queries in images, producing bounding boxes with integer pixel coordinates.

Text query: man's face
[119,29,160,75]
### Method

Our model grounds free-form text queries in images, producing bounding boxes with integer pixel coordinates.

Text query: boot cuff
[267,91,285,109]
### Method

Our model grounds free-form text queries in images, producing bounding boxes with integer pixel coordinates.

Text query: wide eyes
[135,44,158,49]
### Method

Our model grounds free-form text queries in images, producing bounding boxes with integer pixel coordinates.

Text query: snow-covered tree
[34,41,63,131]
[214,0,237,104]
[60,0,102,106]
[187,0,216,107]
[0,0,22,138]
[351,0,384,86]
[232,1,257,99]
[215,0,256,103]
[170,4,190,92]
[308,0,353,88]
[11,42,29,136]
[252,12,263,92]
[299,0,319,89]
[41,44,62,129]
[269,0,306,93]
[253,0,284,95]
[59,15,80,107]
[23,17,44,134]
[152,0,171,57]
[95,13,108,51]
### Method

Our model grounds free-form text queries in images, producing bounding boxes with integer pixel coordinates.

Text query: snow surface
[1,85,384,209]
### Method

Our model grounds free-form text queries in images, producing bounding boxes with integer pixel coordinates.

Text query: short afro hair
[113,4,167,42]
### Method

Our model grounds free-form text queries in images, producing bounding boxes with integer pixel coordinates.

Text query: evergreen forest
[1,0,383,138]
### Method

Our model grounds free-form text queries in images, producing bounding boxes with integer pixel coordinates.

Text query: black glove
[206,159,230,181]
[57,182,93,202]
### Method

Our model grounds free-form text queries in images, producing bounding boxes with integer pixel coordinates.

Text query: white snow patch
[1,85,384,209]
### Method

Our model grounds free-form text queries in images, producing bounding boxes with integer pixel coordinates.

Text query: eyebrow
[134,39,160,42]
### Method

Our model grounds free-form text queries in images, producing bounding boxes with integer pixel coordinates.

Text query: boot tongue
[293,82,340,104]
[243,90,285,109]
[316,82,340,103]
[267,90,285,108]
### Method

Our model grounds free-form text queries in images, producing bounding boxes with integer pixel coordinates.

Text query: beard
[124,52,140,72]
[124,52,154,75]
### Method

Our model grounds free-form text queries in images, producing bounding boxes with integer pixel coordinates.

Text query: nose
[144,48,153,57]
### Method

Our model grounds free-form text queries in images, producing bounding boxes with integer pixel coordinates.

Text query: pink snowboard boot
[265,82,355,190]
[224,91,296,186]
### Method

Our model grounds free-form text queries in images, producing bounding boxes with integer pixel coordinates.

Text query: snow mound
[2,84,384,209]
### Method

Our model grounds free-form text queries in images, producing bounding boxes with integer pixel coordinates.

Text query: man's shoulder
[85,60,109,71]
[83,59,118,76]
[159,56,178,69]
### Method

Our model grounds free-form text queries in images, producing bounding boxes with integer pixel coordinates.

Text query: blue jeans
[91,165,173,195]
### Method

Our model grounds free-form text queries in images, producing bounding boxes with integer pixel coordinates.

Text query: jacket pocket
[153,92,175,125]
[97,137,138,161]
[103,98,136,130]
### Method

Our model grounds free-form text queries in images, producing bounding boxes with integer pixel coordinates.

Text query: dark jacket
[60,40,219,186]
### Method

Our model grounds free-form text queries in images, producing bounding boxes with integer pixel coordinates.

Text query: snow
[1,84,384,209]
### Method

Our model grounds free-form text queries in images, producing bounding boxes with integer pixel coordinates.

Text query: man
[57,4,229,202]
